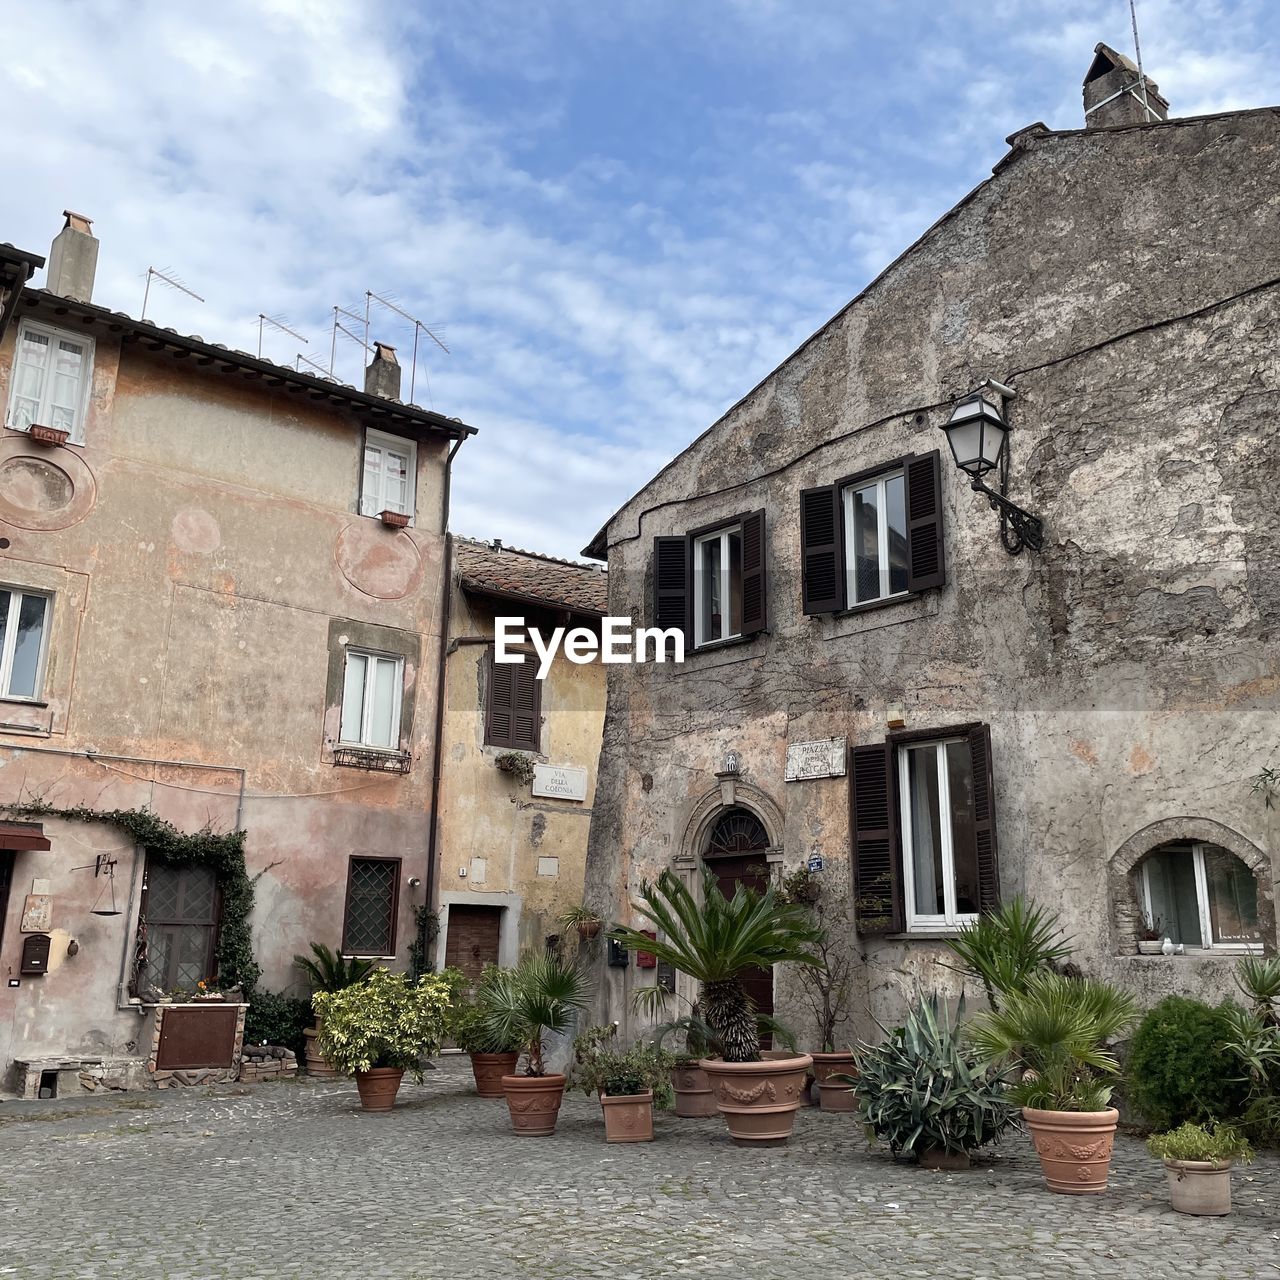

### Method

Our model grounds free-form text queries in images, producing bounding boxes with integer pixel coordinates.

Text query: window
[342,857,400,956]
[339,649,404,750]
[485,649,541,751]
[141,859,220,993]
[694,524,743,646]
[1140,842,1262,951]
[360,429,416,521]
[0,588,50,701]
[6,320,94,443]
[843,469,909,606]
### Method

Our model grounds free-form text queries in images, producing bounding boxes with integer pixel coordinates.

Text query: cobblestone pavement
[2,1056,1278,1279]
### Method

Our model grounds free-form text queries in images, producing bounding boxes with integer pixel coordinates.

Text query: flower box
[28,424,70,447]
[379,509,410,528]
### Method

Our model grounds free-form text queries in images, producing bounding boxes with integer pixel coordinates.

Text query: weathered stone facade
[583,85,1280,1047]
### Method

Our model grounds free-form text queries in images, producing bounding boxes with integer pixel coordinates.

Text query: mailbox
[636,930,657,969]
[20,933,51,975]
[606,937,629,968]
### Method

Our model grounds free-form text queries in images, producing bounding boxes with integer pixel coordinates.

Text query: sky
[2,1,1278,559]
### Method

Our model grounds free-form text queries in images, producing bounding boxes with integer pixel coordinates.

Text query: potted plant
[843,992,1017,1169]
[559,903,603,942]
[572,1024,674,1142]
[946,898,1073,1011]
[313,968,451,1112]
[494,751,536,784]
[293,942,376,1079]
[610,866,821,1146]
[28,424,70,447]
[1148,1122,1253,1215]
[447,964,522,1096]
[1137,913,1165,955]
[968,971,1138,1194]
[379,509,410,528]
[484,951,591,1136]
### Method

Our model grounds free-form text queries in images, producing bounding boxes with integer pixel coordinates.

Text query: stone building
[581,49,1280,1047]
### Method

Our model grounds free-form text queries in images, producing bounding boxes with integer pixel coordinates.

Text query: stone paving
[1,1056,1278,1279]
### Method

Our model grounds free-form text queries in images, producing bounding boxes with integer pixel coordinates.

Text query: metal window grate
[333,746,412,774]
[344,859,397,955]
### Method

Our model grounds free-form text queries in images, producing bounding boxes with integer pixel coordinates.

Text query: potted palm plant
[484,951,592,1136]
[559,903,603,942]
[968,971,1138,1194]
[293,942,376,1078]
[313,968,451,1111]
[1148,1122,1253,1215]
[447,964,522,1097]
[610,867,821,1146]
[571,1024,674,1143]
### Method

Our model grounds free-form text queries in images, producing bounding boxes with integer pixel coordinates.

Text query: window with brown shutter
[850,743,902,933]
[484,648,542,752]
[904,451,945,593]
[800,485,844,615]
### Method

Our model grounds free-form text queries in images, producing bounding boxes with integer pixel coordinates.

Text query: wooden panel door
[704,852,774,1045]
[444,905,502,983]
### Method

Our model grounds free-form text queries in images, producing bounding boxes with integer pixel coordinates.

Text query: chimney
[1083,43,1169,128]
[364,341,401,399]
[46,210,99,302]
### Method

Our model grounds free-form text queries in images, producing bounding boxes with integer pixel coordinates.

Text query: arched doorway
[702,806,774,1041]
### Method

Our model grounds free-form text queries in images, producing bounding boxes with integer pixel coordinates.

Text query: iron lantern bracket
[970,477,1045,555]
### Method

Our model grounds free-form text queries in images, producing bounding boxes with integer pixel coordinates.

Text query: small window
[340,649,404,750]
[843,469,908,606]
[0,588,51,701]
[1140,842,1262,951]
[141,859,220,992]
[360,429,416,521]
[342,856,400,956]
[693,524,743,647]
[6,320,94,443]
[485,649,541,751]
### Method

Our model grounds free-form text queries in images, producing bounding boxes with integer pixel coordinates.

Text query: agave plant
[1235,954,1280,1027]
[610,867,821,1063]
[293,942,376,994]
[946,898,1072,1011]
[967,971,1137,1112]
[482,951,592,1076]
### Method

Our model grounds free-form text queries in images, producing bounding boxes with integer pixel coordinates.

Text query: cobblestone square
[2,1057,1277,1279]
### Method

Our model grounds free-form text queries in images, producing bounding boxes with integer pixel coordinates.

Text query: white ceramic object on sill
[1161,937,1176,956]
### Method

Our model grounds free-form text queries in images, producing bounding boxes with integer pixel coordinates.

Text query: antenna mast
[366,290,449,404]
[257,314,308,359]
[141,267,204,321]
[1128,0,1155,121]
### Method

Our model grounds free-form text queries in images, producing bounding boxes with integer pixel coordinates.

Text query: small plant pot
[919,1146,971,1170]
[502,1072,567,1136]
[1023,1107,1119,1195]
[1164,1159,1234,1216]
[671,1064,719,1118]
[600,1089,654,1142]
[378,509,410,528]
[469,1051,519,1098]
[1137,940,1164,955]
[302,1027,340,1079]
[700,1054,813,1146]
[577,920,602,941]
[28,424,70,447]
[354,1066,405,1112]
[810,1051,858,1112]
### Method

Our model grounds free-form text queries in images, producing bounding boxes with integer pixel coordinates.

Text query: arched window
[705,807,770,856]
[1135,840,1262,951]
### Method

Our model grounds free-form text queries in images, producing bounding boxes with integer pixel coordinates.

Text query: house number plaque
[784,737,847,782]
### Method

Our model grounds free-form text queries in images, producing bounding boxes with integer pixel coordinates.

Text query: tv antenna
[1128,0,1158,122]
[366,290,449,404]
[257,313,308,359]
[141,266,204,322]
[329,305,370,378]
[296,351,333,379]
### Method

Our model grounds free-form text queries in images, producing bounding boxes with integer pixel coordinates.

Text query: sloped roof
[456,537,608,616]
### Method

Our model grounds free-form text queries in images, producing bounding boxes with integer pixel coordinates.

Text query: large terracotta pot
[354,1067,405,1112]
[700,1054,813,1146]
[1163,1159,1234,1216]
[1023,1107,1119,1194]
[502,1073,567,1136]
[303,1026,340,1079]
[671,1063,719,1118]
[600,1089,654,1143]
[470,1051,519,1098]
[810,1051,858,1112]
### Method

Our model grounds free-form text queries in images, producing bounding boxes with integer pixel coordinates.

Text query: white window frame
[1140,842,1263,954]
[5,318,95,445]
[360,429,417,523]
[0,587,52,702]
[692,524,741,649]
[842,468,908,607]
[338,648,405,751]
[898,737,979,932]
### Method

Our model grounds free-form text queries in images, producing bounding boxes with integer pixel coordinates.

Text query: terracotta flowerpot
[28,424,70,447]
[354,1066,404,1112]
[577,920,602,940]
[700,1054,813,1146]
[502,1073,567,1136]
[470,1051,519,1098]
[600,1089,654,1142]
[919,1146,971,1170]
[379,509,410,528]
[303,1027,340,1079]
[1163,1159,1234,1215]
[671,1064,719,1118]
[810,1051,858,1112]
[1023,1107,1119,1194]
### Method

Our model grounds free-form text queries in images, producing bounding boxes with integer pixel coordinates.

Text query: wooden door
[444,905,502,983]
[704,849,774,1045]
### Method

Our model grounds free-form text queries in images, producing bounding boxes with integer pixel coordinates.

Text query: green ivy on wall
[7,800,260,994]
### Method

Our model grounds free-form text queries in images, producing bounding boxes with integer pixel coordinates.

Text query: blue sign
[807,855,824,873]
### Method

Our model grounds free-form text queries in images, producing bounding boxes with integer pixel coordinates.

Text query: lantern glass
[943,395,1007,479]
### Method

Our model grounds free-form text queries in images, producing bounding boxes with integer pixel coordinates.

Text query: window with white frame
[360,429,416,521]
[5,320,94,443]
[843,468,909,606]
[692,524,743,647]
[339,649,404,750]
[898,738,980,930]
[1139,841,1262,951]
[0,588,51,701]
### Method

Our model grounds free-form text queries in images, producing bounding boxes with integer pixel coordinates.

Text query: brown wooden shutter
[739,509,767,636]
[511,659,542,752]
[966,723,1001,913]
[652,535,690,639]
[485,650,515,747]
[905,450,945,592]
[850,742,902,933]
[800,484,844,614]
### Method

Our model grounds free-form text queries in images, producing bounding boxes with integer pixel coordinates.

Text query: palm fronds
[293,942,375,994]
[482,950,592,1076]
[946,898,1072,1009]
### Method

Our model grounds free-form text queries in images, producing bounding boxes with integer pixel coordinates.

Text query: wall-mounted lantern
[941,381,1045,555]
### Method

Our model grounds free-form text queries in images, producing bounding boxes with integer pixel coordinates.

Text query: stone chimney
[364,341,401,400]
[1084,43,1169,128]
[46,211,99,302]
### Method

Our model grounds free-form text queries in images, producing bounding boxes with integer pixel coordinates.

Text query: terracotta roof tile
[456,537,608,616]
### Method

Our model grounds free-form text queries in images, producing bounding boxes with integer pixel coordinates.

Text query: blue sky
[3,1,1278,557]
